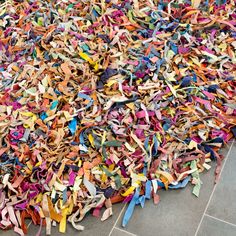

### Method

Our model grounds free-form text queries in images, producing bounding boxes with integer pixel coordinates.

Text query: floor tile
[111,228,136,236]
[197,215,236,236]
[115,146,230,236]
[206,142,236,224]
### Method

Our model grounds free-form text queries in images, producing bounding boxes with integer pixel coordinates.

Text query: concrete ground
[1,140,235,236]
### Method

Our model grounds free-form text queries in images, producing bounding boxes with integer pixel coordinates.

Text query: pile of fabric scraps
[0,0,236,235]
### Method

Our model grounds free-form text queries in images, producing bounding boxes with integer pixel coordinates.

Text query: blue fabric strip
[68,118,77,135]
[145,180,152,199]
[169,176,191,189]
[50,100,58,110]
[122,188,140,227]
[77,93,93,109]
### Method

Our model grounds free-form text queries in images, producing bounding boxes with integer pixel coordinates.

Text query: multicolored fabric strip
[0,0,235,235]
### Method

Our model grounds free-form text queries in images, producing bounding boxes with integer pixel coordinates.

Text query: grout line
[194,140,234,236]
[114,226,137,236]
[108,203,127,236]
[205,214,236,228]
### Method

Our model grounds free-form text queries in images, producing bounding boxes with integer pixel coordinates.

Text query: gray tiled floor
[1,141,235,236]
[206,143,236,225]
[111,228,136,236]
[197,215,236,236]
